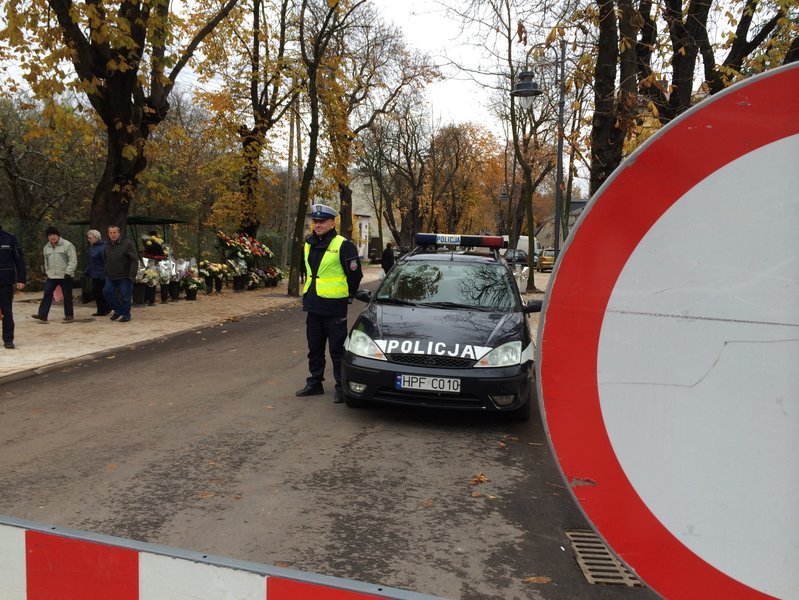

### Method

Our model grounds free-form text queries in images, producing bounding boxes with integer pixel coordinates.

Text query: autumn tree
[196,0,300,237]
[0,96,103,273]
[369,92,432,247]
[318,4,437,240]
[287,0,365,296]
[1,0,240,233]
[428,122,503,234]
[590,0,798,194]
[445,0,571,291]
[135,91,240,257]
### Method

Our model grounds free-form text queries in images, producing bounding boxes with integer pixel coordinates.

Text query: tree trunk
[238,131,263,237]
[338,182,353,240]
[590,0,621,196]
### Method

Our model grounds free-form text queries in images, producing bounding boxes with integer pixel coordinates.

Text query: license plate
[395,374,461,393]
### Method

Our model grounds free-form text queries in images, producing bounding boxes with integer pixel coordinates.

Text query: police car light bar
[415,233,505,249]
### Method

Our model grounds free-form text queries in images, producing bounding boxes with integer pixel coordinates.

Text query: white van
[502,235,540,259]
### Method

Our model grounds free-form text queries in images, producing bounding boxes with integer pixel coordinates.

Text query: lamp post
[511,38,567,260]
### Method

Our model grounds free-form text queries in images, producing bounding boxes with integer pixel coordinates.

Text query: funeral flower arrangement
[135,267,160,287]
[226,259,248,277]
[217,231,273,260]
[143,234,163,248]
[264,266,284,284]
[181,267,207,293]
[198,260,228,279]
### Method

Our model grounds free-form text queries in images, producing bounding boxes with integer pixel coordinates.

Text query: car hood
[353,303,528,360]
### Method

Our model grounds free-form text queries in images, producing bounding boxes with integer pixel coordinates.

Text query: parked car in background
[536,248,555,272]
[503,248,529,266]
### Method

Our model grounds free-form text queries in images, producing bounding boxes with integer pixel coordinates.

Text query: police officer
[296,204,363,403]
[0,225,26,349]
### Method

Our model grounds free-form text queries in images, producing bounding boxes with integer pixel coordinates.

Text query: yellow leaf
[121,144,138,161]
[470,472,489,485]
[523,576,552,584]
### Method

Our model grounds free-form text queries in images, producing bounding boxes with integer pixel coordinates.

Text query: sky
[369,0,503,132]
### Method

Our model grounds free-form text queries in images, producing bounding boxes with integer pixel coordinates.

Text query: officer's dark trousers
[306,312,347,391]
[1,284,15,343]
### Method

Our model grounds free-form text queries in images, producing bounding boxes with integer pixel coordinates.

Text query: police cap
[310,203,338,221]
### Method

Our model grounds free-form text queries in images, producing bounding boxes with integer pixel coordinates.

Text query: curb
[0,294,300,385]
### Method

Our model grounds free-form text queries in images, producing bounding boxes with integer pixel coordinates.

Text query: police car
[342,233,542,421]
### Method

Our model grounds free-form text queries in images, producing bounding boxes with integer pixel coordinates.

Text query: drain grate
[566,529,643,587]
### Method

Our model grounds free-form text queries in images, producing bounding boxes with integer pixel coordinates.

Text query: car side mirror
[355,288,372,302]
[524,299,543,313]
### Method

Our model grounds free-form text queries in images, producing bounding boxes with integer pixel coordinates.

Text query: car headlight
[345,329,387,361]
[475,341,522,367]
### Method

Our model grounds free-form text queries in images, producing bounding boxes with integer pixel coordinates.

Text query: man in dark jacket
[380,241,395,275]
[296,203,363,403]
[0,225,26,349]
[103,225,139,322]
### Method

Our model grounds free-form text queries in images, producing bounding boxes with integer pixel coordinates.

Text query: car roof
[401,251,502,265]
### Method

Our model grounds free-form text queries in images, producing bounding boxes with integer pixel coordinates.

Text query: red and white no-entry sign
[537,63,798,599]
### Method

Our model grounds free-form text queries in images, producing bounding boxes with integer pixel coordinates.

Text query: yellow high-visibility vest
[303,235,349,298]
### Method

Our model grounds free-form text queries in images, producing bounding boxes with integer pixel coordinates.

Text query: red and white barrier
[0,516,442,600]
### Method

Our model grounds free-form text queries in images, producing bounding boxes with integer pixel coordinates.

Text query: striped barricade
[0,515,444,600]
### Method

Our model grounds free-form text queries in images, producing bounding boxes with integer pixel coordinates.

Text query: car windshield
[543,250,554,257]
[376,260,517,311]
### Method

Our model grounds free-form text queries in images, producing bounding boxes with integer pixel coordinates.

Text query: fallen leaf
[265,405,274,409]
[105,463,118,473]
[471,491,482,498]
[418,498,434,508]
[487,495,497,500]
[498,442,506,449]
[195,490,215,499]
[523,576,552,584]
[470,472,489,485]
[274,561,290,568]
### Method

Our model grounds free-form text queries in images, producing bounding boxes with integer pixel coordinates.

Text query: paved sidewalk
[1,267,384,383]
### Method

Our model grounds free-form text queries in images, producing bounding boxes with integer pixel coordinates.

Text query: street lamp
[511,38,567,260]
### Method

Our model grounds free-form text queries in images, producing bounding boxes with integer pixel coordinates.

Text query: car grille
[388,354,474,369]
[374,388,485,409]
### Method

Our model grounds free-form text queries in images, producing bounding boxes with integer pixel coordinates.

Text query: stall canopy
[68,216,187,245]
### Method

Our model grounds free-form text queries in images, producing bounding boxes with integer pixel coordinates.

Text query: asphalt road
[0,290,658,600]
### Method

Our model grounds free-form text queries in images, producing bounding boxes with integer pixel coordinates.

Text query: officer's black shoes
[31,314,47,322]
[4,342,14,349]
[333,389,345,404]
[295,383,324,397]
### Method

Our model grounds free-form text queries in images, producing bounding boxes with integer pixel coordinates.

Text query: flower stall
[216,231,282,291]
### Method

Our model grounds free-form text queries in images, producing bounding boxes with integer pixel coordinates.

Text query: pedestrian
[31,226,77,323]
[380,241,395,276]
[0,224,26,349]
[84,229,111,316]
[103,224,139,323]
[296,203,363,403]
